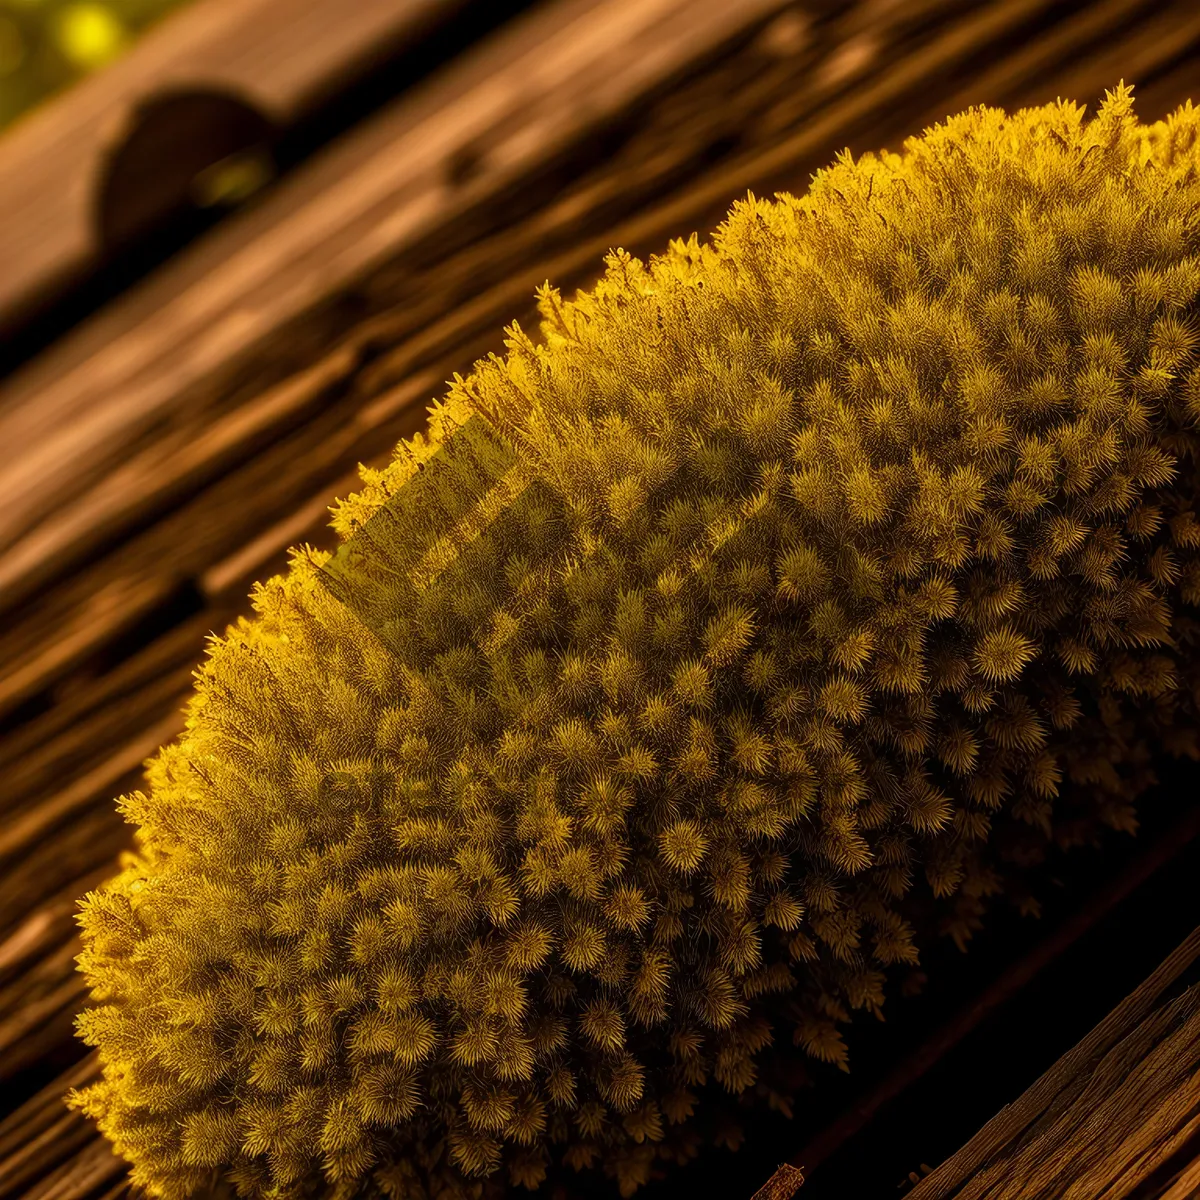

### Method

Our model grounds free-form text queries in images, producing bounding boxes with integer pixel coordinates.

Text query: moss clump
[68,81,1200,1200]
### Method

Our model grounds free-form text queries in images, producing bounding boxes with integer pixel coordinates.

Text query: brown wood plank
[21,1137,127,1200]
[0,0,789,619]
[0,0,477,333]
[0,807,138,968]
[782,802,1200,1188]
[0,576,184,734]
[904,929,1200,1199]
[0,865,117,990]
[0,356,451,725]
[0,624,244,947]
[0,709,182,869]
[0,609,231,816]
[751,1163,806,1200]
[926,0,1189,123]
[1159,1150,1200,1199]
[0,1054,103,1200]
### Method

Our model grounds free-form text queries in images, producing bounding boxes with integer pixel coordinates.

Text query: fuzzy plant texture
[68,81,1200,1200]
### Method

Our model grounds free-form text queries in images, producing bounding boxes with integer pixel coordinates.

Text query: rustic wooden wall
[3,1,1200,1197]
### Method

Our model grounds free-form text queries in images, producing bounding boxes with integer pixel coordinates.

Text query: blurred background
[0,0,191,130]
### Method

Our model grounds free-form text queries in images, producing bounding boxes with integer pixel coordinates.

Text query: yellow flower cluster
[68,81,1200,1200]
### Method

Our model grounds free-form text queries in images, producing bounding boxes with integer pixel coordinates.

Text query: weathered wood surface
[750,1163,806,1200]
[3,0,1200,1197]
[0,0,790,626]
[783,800,1200,1192]
[902,926,1200,1200]
[0,0,484,333]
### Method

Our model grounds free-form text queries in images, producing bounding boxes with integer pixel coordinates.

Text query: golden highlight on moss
[68,81,1200,1200]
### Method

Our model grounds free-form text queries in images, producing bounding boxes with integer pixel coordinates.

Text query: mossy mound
[68,82,1200,1200]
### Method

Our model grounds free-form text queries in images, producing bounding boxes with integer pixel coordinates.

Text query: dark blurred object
[0,0,541,355]
[96,89,277,251]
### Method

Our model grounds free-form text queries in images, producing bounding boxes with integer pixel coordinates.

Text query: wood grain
[750,1164,806,1200]
[786,802,1200,1187]
[0,0,478,333]
[0,1053,105,1200]
[904,929,1200,1200]
[0,0,790,619]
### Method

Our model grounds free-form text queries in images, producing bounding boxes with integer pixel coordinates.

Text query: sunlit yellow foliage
[68,82,1200,1200]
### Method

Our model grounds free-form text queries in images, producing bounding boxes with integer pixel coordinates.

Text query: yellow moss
[68,81,1200,1200]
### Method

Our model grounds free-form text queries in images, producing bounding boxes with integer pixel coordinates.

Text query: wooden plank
[20,1137,127,1200]
[1021,0,1200,115]
[0,804,140,968]
[0,575,185,729]
[0,356,447,725]
[0,1053,103,1199]
[1159,1150,1200,1200]
[925,0,1185,123]
[0,0,790,620]
[0,347,363,722]
[0,941,90,1085]
[0,614,246,943]
[0,606,232,811]
[785,802,1200,1186]
[0,709,184,869]
[0,865,118,990]
[904,928,1200,1199]
[0,0,479,333]
[0,0,1181,1016]
[751,1164,806,1200]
